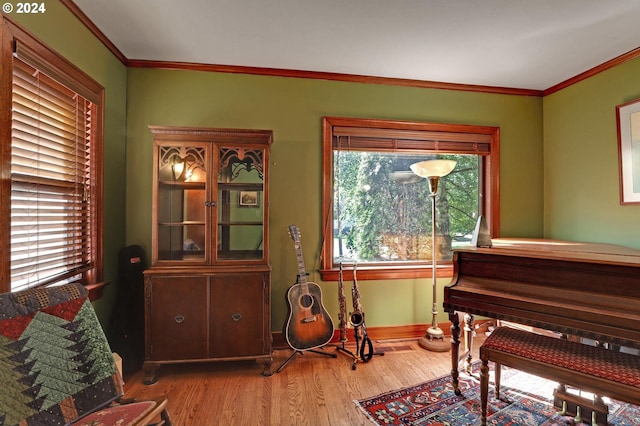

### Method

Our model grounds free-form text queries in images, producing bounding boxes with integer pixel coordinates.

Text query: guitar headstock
[288,225,301,243]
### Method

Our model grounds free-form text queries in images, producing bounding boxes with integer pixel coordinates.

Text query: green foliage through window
[333,151,479,264]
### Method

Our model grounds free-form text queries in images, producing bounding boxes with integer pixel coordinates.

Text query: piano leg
[464,313,475,374]
[449,311,462,395]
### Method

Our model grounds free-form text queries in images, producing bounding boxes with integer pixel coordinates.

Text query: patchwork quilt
[0,283,124,425]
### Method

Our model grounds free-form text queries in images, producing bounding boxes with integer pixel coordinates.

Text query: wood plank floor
[124,336,485,426]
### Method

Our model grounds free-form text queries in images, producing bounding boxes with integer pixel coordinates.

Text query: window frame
[320,116,500,281]
[0,16,104,293]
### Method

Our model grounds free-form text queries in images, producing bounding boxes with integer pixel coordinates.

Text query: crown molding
[127,59,542,96]
[543,46,640,96]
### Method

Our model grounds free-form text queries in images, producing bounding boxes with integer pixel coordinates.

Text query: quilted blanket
[0,283,124,425]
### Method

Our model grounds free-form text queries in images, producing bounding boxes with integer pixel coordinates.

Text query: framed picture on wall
[616,98,640,205]
[239,190,259,207]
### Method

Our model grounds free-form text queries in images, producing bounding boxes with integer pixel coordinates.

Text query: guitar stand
[278,270,337,373]
[276,347,337,373]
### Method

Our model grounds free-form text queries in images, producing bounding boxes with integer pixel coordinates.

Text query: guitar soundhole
[299,294,313,308]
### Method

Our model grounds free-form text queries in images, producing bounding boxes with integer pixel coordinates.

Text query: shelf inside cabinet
[159,180,206,189]
[217,250,263,260]
[159,221,206,226]
[218,182,263,191]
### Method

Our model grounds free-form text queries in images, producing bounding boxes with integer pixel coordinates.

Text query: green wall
[12,3,129,326]
[543,57,640,249]
[125,69,544,330]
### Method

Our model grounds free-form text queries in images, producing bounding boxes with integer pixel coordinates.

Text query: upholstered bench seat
[72,399,166,426]
[479,326,640,426]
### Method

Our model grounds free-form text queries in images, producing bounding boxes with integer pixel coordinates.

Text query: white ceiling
[73,0,640,91]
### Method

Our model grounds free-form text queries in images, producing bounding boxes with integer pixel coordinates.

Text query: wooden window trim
[0,16,104,294]
[320,116,500,281]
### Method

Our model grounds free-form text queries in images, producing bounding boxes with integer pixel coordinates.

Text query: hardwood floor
[123,335,485,426]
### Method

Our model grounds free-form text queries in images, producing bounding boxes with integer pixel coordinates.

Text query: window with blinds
[5,30,103,292]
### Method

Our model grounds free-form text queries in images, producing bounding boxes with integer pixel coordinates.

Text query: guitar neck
[293,240,308,286]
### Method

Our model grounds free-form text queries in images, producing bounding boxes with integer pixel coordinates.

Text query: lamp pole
[410,160,456,352]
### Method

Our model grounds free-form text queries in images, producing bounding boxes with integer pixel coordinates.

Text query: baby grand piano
[443,238,640,395]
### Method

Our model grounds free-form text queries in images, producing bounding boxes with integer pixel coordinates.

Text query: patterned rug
[355,363,640,425]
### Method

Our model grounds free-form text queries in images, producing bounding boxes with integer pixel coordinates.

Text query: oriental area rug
[355,363,640,425]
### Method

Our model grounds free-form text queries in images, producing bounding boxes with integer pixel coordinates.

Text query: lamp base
[418,326,451,352]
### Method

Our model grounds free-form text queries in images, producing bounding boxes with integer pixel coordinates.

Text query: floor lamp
[410,159,456,352]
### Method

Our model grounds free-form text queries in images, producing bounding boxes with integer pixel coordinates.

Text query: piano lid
[446,237,640,347]
[456,238,640,267]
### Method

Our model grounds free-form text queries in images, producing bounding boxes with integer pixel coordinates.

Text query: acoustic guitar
[284,225,334,351]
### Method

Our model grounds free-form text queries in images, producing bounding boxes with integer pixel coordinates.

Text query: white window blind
[10,55,96,291]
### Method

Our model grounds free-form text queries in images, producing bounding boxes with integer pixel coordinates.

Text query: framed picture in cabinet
[616,98,640,204]
[239,190,259,207]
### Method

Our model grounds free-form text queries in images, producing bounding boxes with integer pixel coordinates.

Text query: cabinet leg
[143,362,160,385]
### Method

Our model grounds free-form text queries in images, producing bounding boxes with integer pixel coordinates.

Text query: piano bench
[479,326,640,426]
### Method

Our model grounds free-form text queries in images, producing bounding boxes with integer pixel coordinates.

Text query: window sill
[86,281,110,301]
[320,264,453,281]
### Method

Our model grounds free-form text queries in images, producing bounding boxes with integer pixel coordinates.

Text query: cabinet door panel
[210,273,267,357]
[216,144,267,263]
[149,276,208,360]
[155,142,209,264]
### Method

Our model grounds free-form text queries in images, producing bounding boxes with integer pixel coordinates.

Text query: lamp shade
[410,159,456,178]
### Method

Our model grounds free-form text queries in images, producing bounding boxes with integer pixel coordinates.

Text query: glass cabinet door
[150,126,271,266]
[157,144,208,262]
[217,146,265,261]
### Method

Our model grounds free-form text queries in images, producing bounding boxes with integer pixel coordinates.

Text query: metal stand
[276,347,337,373]
[334,262,384,370]
[335,262,358,368]
[335,324,384,370]
[336,342,358,370]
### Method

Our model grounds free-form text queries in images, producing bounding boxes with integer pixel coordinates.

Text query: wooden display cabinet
[143,126,273,384]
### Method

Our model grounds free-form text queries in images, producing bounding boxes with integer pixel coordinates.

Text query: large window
[321,117,499,281]
[0,17,104,292]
